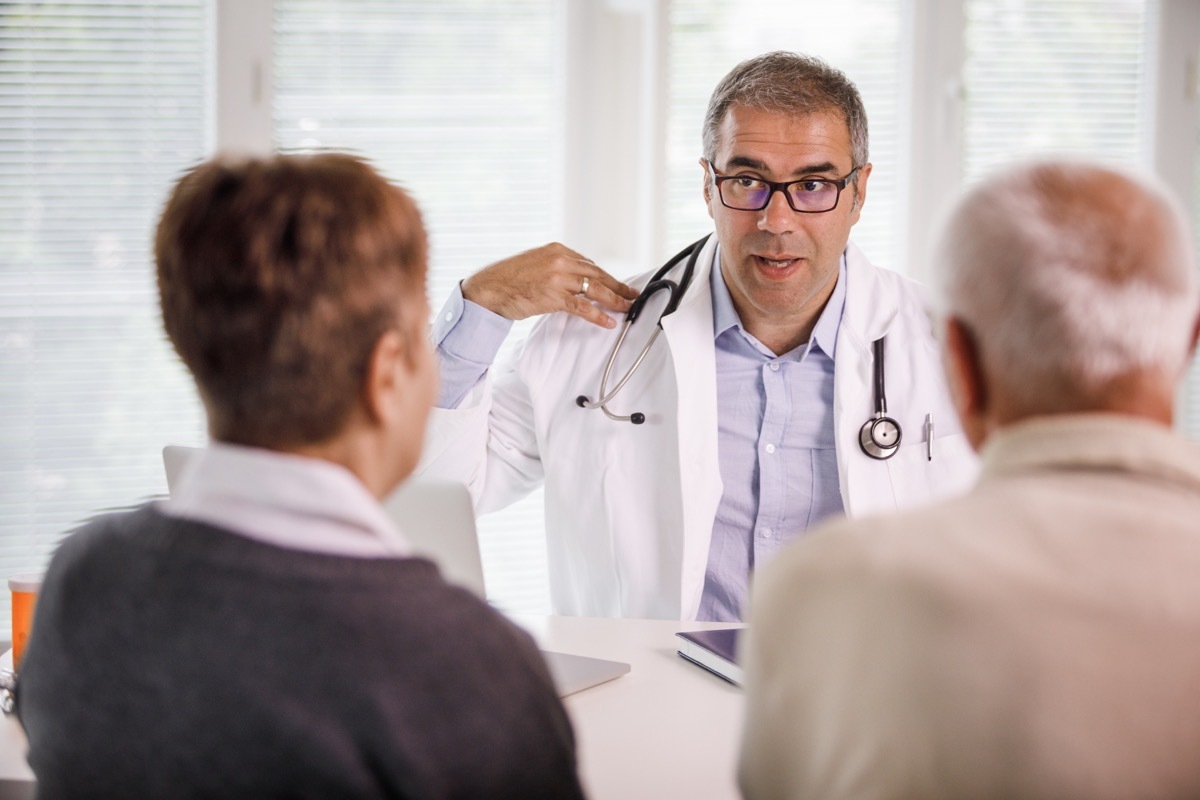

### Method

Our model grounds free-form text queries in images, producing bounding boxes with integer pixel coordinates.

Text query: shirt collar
[980,414,1200,490]
[710,244,743,339]
[159,442,411,558]
[710,244,848,359]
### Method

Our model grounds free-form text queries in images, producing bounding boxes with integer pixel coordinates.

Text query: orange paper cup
[9,573,43,671]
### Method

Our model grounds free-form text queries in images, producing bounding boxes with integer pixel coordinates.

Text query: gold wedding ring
[579,276,590,296]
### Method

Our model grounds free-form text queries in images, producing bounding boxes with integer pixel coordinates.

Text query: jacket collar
[838,240,914,349]
[980,414,1200,490]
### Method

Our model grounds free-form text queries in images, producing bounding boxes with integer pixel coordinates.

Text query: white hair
[933,160,1198,410]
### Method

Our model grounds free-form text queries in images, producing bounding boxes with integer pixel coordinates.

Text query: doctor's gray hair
[933,160,1198,411]
[702,51,869,170]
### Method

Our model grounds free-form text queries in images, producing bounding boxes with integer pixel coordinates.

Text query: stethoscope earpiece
[859,337,902,460]
[576,393,646,424]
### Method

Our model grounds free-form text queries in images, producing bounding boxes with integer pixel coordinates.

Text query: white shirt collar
[159,442,411,558]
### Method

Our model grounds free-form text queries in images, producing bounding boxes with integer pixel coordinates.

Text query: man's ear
[362,328,406,426]
[700,157,714,218]
[942,315,989,451]
[849,162,871,221]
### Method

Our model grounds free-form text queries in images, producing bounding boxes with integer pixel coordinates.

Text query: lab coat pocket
[885,432,978,511]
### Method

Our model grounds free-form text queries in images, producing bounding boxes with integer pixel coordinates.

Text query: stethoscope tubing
[591,323,663,416]
[859,337,902,459]
[576,234,710,424]
[578,236,904,460]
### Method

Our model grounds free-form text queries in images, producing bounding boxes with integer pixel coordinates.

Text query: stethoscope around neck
[574,234,710,425]
[574,234,904,461]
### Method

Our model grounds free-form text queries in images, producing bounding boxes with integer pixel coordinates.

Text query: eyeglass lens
[721,178,840,212]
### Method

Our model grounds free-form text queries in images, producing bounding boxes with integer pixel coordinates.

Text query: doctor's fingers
[464,243,631,320]
[564,290,627,329]
[552,266,639,329]
[570,268,638,310]
[529,244,630,295]
[584,268,639,305]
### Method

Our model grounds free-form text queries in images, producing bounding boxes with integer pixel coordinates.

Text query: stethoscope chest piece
[860,413,901,460]
[859,336,902,460]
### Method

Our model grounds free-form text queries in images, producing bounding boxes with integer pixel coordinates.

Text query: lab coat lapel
[661,234,723,620]
[834,242,901,515]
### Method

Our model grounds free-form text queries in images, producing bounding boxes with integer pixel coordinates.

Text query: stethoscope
[575,234,905,461]
[575,234,710,425]
[859,337,902,459]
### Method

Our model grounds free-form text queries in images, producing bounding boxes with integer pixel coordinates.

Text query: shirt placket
[753,357,794,566]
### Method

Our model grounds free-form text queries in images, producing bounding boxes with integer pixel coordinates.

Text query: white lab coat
[418,235,979,619]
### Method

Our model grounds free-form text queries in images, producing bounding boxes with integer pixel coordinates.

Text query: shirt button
[445,312,454,322]
[761,528,773,539]
[769,362,780,372]
[765,443,776,454]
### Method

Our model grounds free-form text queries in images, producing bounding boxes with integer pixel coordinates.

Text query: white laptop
[162,445,630,696]
[382,478,487,596]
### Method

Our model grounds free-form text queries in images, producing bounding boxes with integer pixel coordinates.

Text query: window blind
[666,0,902,271]
[962,1,1200,436]
[0,0,211,640]
[962,0,1149,179]
[273,0,557,616]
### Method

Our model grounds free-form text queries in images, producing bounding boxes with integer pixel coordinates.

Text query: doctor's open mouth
[753,254,805,276]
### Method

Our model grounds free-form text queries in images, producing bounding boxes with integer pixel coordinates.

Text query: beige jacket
[740,414,1200,800]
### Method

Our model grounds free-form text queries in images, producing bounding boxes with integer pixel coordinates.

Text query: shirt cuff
[433,282,513,408]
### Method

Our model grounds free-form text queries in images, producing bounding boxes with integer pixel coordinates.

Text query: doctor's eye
[732,176,765,189]
[795,180,831,194]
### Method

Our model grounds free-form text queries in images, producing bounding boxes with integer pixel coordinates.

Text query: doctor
[419,51,979,621]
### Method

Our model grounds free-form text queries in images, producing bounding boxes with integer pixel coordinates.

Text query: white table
[0,617,744,799]
[518,616,745,800]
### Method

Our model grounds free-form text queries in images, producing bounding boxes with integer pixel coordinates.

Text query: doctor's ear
[699,158,713,205]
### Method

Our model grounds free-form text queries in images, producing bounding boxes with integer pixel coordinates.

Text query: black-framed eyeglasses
[706,161,862,213]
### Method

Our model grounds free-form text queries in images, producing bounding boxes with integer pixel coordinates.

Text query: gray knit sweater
[17,506,584,799]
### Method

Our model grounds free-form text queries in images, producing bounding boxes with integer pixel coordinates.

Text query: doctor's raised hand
[461,242,638,329]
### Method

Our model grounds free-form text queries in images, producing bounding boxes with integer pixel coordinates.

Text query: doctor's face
[704,105,869,350]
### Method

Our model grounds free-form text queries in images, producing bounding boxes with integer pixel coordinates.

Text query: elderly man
[739,160,1200,800]
[420,51,978,621]
[17,154,584,799]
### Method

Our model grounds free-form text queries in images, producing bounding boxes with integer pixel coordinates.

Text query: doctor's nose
[757,189,797,235]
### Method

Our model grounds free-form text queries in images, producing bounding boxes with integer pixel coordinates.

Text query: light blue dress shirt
[696,255,847,621]
[432,250,848,621]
